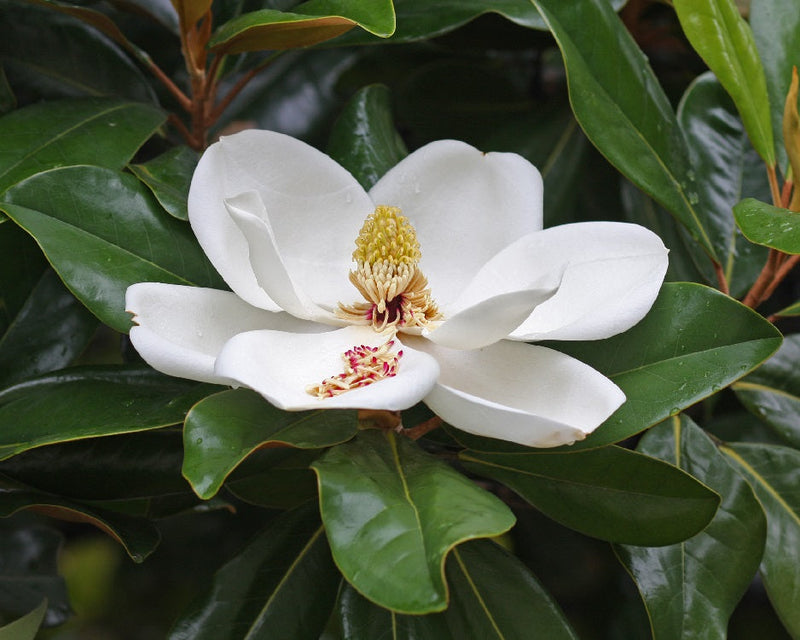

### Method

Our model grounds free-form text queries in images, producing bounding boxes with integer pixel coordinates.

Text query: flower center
[306,338,402,398]
[337,205,441,331]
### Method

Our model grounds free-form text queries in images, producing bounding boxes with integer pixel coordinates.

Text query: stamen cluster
[306,340,402,398]
[338,205,441,331]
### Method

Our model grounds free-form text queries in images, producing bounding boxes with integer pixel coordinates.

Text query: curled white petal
[189,129,373,310]
[125,282,323,384]
[224,191,344,325]
[214,325,440,411]
[369,140,544,306]
[423,288,555,350]
[407,337,625,448]
[458,221,668,342]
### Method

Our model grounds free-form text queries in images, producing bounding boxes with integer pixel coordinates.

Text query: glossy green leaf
[336,0,628,44]
[226,449,320,509]
[209,0,395,54]
[616,416,766,639]
[0,489,160,562]
[0,599,47,640]
[0,223,47,336]
[328,84,407,191]
[557,283,781,449]
[130,146,198,221]
[0,430,187,501]
[529,0,717,259]
[734,334,800,447]
[461,445,719,546]
[751,0,800,169]
[677,73,770,292]
[0,98,165,195]
[1,166,224,333]
[0,3,157,104]
[168,504,339,640]
[0,526,69,626]
[0,269,97,388]
[734,197,800,253]
[182,389,358,499]
[312,429,515,613]
[722,443,800,637]
[674,0,774,165]
[776,299,800,316]
[0,365,215,460]
[443,541,578,640]
[339,539,578,639]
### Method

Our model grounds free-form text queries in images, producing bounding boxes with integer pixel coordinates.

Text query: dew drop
[195,437,203,445]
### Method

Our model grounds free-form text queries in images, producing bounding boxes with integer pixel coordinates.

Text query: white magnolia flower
[126,130,668,447]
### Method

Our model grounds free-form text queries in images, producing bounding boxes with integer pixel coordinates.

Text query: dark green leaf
[209,0,395,53]
[734,334,800,448]
[751,0,800,169]
[0,3,157,103]
[0,97,165,195]
[0,526,69,626]
[0,67,14,116]
[129,146,198,221]
[339,539,579,639]
[554,283,781,449]
[722,443,800,637]
[0,365,215,460]
[328,84,407,191]
[168,505,339,640]
[0,269,97,388]
[226,449,320,509]
[0,430,187,501]
[0,598,47,640]
[182,389,358,499]
[335,0,628,44]
[312,430,515,613]
[1,166,224,333]
[677,73,770,293]
[26,0,148,61]
[674,0,774,164]
[461,445,719,546]
[443,541,578,640]
[616,416,766,639]
[0,222,47,336]
[0,489,160,562]
[734,197,800,253]
[529,0,717,259]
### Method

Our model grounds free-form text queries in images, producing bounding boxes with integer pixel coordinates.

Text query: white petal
[224,191,344,324]
[189,129,373,310]
[125,283,323,384]
[464,221,668,342]
[422,288,555,350]
[369,140,543,306]
[407,338,625,448]
[214,326,440,411]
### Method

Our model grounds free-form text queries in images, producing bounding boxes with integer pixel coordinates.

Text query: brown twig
[742,248,782,308]
[712,260,730,295]
[403,416,443,441]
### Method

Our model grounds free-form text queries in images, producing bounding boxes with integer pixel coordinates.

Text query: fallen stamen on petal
[306,338,403,398]
[337,205,441,331]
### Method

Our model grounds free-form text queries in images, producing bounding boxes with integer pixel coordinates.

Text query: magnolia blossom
[126,130,668,447]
